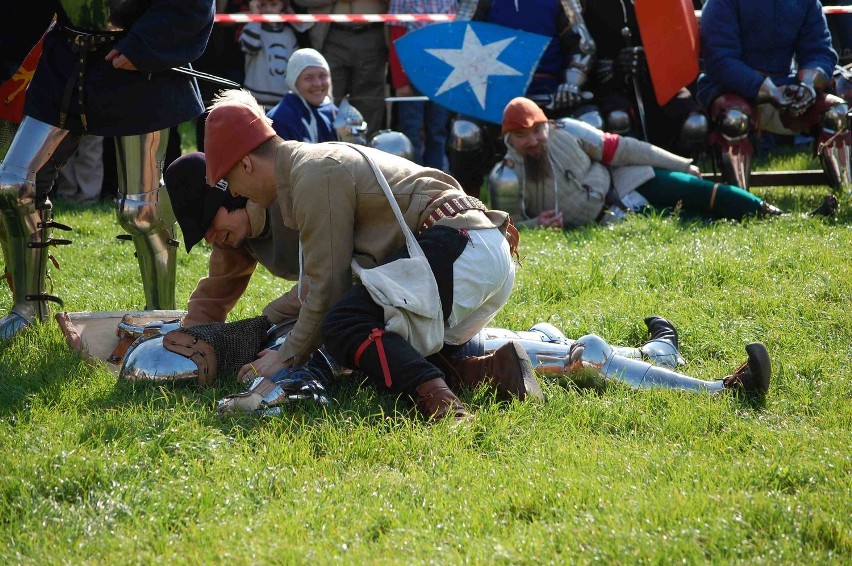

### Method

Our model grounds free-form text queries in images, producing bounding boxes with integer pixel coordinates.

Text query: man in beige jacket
[491,97,830,229]
[203,89,540,422]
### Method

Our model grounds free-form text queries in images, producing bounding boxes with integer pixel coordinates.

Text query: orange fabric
[0,34,44,123]
[205,99,276,185]
[388,25,409,90]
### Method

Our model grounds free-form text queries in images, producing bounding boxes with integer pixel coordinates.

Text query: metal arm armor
[554,117,607,161]
[559,0,596,89]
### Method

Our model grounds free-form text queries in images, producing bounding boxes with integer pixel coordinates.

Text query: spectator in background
[824,1,852,64]
[240,0,312,110]
[55,134,105,204]
[294,0,390,136]
[194,0,252,151]
[696,0,848,194]
[387,0,455,170]
[267,48,338,141]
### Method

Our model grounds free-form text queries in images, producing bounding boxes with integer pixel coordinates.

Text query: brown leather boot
[451,342,543,402]
[722,342,771,395]
[414,377,472,422]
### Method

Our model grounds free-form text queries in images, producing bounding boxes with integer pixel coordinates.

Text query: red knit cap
[501,97,548,134]
[204,96,277,185]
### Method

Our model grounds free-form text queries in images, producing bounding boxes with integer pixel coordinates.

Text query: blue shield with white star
[395,21,551,124]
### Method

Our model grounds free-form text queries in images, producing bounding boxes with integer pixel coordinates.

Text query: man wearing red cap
[492,97,809,228]
[203,89,540,422]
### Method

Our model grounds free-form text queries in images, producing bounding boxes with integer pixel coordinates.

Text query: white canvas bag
[344,145,445,356]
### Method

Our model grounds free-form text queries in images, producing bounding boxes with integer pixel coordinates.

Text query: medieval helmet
[333,97,368,144]
[368,130,415,161]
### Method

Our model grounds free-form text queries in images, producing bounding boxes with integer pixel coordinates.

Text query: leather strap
[354,328,392,388]
[419,196,487,234]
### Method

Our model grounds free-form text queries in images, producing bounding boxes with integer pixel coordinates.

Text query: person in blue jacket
[0,0,214,339]
[266,48,339,143]
[696,0,850,196]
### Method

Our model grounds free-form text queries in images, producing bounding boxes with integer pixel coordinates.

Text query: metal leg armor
[817,101,851,194]
[709,95,756,190]
[562,334,725,393]
[479,318,685,371]
[447,118,485,197]
[604,109,633,136]
[0,117,72,338]
[114,130,178,310]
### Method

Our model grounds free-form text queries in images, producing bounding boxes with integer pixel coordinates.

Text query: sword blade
[169,66,242,88]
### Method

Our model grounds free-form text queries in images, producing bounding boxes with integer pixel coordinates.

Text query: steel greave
[0,118,69,338]
[114,130,177,310]
[719,140,753,191]
[565,334,725,393]
[819,132,852,194]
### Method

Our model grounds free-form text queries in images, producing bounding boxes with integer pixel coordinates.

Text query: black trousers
[321,226,469,397]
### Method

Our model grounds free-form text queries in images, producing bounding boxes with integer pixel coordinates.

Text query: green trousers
[635,168,764,220]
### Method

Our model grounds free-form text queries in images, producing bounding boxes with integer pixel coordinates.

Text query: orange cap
[501,97,547,134]
[204,99,276,185]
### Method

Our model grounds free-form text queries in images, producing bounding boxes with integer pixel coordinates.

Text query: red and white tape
[695,7,852,17]
[214,7,852,24]
[214,13,456,24]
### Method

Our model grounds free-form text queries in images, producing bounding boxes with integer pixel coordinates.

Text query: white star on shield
[425,24,522,110]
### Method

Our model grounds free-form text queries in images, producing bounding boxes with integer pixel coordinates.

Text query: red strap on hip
[354,328,392,388]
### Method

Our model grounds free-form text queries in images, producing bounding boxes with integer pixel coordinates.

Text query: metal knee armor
[114,130,178,310]
[0,117,72,338]
[678,111,709,155]
[604,109,633,136]
[479,322,686,373]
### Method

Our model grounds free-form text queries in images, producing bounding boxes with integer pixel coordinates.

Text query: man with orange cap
[490,97,808,228]
[201,89,541,423]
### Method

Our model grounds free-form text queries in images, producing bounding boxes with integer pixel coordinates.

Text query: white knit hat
[285,48,331,94]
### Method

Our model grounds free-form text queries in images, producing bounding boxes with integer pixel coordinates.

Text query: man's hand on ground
[238,348,292,382]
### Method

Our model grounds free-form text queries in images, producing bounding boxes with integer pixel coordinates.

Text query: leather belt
[419,196,487,233]
[59,26,125,130]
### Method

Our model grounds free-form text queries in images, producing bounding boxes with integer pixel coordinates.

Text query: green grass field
[0,147,850,563]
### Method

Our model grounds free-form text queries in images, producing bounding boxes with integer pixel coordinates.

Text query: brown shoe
[414,377,472,422]
[722,342,771,395]
[451,342,543,402]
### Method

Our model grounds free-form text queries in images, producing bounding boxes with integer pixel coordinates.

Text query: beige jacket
[507,126,693,228]
[263,141,511,365]
[294,0,389,50]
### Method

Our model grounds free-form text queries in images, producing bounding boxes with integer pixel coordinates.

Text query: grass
[0,147,850,564]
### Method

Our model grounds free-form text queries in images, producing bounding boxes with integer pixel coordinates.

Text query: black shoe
[643,315,679,349]
[723,342,771,395]
[810,194,838,218]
